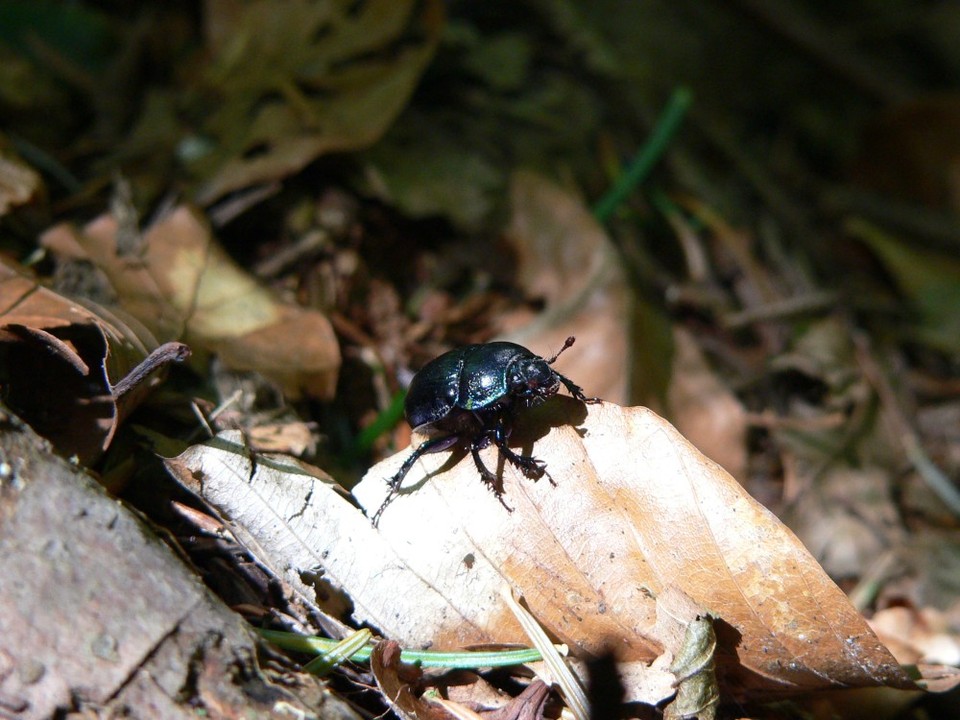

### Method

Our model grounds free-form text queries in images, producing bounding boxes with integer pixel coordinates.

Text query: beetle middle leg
[469,438,513,511]
[487,416,553,487]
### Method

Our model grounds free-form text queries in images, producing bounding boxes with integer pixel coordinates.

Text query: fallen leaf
[358,401,914,698]
[667,327,747,480]
[870,606,960,667]
[165,402,915,703]
[497,170,630,405]
[41,205,340,398]
[370,641,456,720]
[846,217,960,353]
[191,0,444,204]
[482,679,551,720]
[0,259,181,464]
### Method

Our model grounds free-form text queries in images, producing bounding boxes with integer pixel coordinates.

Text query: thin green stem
[349,389,406,458]
[258,629,544,669]
[592,86,693,223]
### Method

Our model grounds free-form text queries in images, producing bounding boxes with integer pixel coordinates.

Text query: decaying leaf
[0,260,183,464]
[498,170,630,405]
[165,401,915,705]
[666,327,748,480]
[41,205,340,398]
[360,401,913,697]
[191,0,444,204]
[661,598,719,720]
[370,641,455,720]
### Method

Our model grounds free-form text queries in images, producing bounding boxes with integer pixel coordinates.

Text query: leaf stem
[258,628,545,669]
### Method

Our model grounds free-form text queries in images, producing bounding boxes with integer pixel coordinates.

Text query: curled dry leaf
[370,641,456,720]
[498,170,630,405]
[41,205,340,398]
[0,259,181,464]
[165,402,915,705]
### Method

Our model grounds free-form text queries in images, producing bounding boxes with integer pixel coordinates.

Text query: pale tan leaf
[42,205,340,398]
[354,402,914,698]
[165,404,914,703]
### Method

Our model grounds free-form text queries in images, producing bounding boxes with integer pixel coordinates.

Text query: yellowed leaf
[41,205,340,398]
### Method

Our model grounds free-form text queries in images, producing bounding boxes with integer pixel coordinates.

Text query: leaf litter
[2,1,960,718]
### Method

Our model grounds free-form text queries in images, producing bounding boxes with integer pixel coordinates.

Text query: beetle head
[508,357,561,406]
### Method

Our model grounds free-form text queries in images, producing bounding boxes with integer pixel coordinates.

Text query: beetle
[372,336,598,524]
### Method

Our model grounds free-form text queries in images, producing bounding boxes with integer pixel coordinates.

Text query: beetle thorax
[507,357,560,404]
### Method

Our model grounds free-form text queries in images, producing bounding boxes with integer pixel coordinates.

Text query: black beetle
[372,336,598,524]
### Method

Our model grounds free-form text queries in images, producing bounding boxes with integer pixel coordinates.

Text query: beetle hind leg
[372,435,457,526]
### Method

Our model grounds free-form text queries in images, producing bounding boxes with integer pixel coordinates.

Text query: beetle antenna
[545,336,575,364]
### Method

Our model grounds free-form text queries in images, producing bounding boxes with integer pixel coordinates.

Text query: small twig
[853,333,960,519]
[112,341,191,400]
[722,290,839,327]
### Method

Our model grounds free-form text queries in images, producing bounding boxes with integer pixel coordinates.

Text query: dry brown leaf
[165,403,915,704]
[370,641,458,720]
[354,401,914,699]
[41,205,340,398]
[168,408,911,704]
[193,0,444,204]
[497,170,630,405]
[667,327,748,480]
[0,259,172,464]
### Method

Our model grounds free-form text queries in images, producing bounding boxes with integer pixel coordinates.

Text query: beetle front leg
[557,372,601,404]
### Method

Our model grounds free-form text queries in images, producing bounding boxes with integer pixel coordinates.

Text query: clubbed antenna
[545,336,575,365]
